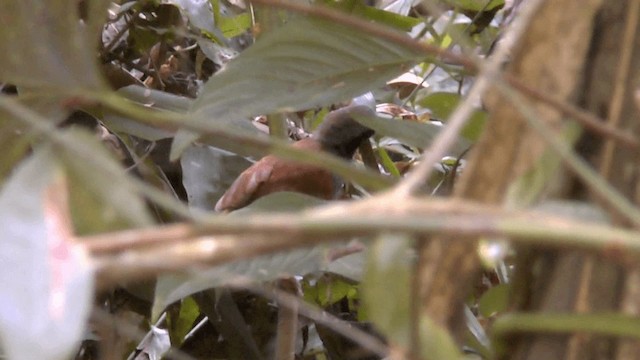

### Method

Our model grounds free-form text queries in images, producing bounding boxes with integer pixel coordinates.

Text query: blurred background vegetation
[1,0,640,359]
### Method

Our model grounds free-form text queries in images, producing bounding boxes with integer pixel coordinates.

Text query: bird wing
[214,159,274,212]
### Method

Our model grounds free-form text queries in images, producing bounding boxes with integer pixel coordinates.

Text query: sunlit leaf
[219,13,252,38]
[168,297,200,346]
[478,283,510,318]
[305,274,355,307]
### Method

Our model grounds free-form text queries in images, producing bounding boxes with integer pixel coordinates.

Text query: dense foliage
[1,1,639,359]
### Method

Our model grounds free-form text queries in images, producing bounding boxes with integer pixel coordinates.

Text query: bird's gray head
[313,105,375,159]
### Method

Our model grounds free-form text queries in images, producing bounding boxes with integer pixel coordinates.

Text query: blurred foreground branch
[85,197,640,288]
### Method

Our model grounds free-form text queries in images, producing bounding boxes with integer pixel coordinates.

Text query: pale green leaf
[0,148,94,360]
[0,0,109,89]
[192,17,422,124]
[361,233,413,348]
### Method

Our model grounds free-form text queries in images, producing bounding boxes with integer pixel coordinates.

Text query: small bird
[215,105,375,212]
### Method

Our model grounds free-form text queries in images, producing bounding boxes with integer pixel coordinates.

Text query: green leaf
[231,191,328,214]
[192,17,422,124]
[170,118,267,160]
[444,0,504,12]
[419,316,462,360]
[419,92,460,118]
[181,145,253,211]
[377,147,401,177]
[0,147,94,360]
[219,13,252,38]
[418,92,488,141]
[153,246,329,317]
[167,0,225,41]
[58,130,154,235]
[0,114,31,187]
[361,233,413,348]
[0,0,110,89]
[104,86,187,141]
[118,85,193,113]
[506,123,581,206]
[324,251,367,282]
[313,275,355,307]
[355,4,422,32]
[478,283,510,318]
[168,297,200,346]
[353,111,471,153]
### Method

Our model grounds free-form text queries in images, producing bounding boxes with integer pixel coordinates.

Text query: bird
[214,105,375,212]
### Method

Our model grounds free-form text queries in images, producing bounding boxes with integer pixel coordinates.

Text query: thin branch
[90,309,198,360]
[98,94,394,191]
[495,81,640,228]
[391,0,547,197]
[493,313,640,342]
[244,0,640,197]
[236,282,390,357]
[0,95,200,220]
[507,78,638,149]
[598,0,640,178]
[248,0,475,69]
[85,198,640,260]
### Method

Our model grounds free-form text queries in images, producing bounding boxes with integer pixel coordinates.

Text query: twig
[236,281,389,357]
[245,0,638,169]
[391,0,547,197]
[494,81,640,228]
[85,198,640,257]
[98,94,394,191]
[598,0,640,178]
[507,78,638,149]
[493,313,640,341]
[274,278,300,360]
[248,0,475,69]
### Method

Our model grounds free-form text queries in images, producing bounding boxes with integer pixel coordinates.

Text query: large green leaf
[58,130,154,235]
[0,147,94,360]
[444,0,504,11]
[153,246,330,317]
[506,123,581,206]
[0,114,31,187]
[103,86,193,141]
[323,0,422,31]
[418,92,488,141]
[353,111,471,154]
[191,17,423,123]
[0,0,109,89]
[361,234,413,348]
[181,144,253,211]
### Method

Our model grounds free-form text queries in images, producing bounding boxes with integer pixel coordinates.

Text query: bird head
[313,105,375,159]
